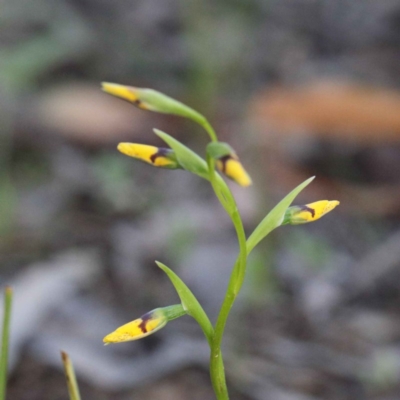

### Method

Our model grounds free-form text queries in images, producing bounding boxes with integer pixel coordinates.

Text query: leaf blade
[246,176,315,254]
[154,129,209,179]
[155,261,214,345]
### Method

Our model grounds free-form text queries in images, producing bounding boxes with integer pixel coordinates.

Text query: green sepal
[154,129,209,180]
[102,82,206,125]
[206,142,233,160]
[137,89,205,124]
[246,176,315,254]
[162,304,187,321]
[155,261,214,345]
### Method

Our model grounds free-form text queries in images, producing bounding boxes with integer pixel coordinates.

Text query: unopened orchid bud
[102,82,204,124]
[103,304,186,344]
[117,143,180,169]
[216,155,252,187]
[283,200,340,225]
[207,142,252,187]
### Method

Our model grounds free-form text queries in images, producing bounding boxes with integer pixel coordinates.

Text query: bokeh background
[2,1,400,399]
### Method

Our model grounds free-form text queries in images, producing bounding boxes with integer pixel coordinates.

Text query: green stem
[201,121,248,400]
[197,118,251,400]
[201,118,218,142]
[209,203,247,397]
[0,287,12,400]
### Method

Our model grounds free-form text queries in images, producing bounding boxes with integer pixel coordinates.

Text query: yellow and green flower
[117,143,180,169]
[103,304,186,344]
[283,200,340,225]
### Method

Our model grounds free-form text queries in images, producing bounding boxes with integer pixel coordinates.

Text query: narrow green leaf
[154,129,210,179]
[155,261,214,345]
[61,351,81,400]
[246,177,315,254]
[0,287,12,400]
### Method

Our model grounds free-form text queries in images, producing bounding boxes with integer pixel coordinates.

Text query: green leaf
[246,177,315,254]
[155,261,214,345]
[0,287,12,400]
[206,142,233,159]
[154,129,209,179]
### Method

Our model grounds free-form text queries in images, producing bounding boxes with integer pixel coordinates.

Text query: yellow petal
[285,200,340,224]
[117,143,178,168]
[103,310,167,344]
[216,156,252,187]
[301,200,340,221]
[102,82,139,102]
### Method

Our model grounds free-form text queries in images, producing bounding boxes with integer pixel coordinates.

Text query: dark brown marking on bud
[300,205,315,218]
[218,155,232,173]
[134,99,142,106]
[138,311,153,333]
[150,148,172,164]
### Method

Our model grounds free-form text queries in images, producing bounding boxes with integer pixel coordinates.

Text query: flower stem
[201,118,218,143]
[201,121,248,400]
[209,203,247,400]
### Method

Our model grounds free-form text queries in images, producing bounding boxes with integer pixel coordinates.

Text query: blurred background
[2,0,400,399]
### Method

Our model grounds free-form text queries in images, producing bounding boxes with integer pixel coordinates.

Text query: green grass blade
[0,287,12,400]
[61,351,81,400]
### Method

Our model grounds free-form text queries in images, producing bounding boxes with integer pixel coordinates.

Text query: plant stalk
[0,287,13,400]
[202,121,248,400]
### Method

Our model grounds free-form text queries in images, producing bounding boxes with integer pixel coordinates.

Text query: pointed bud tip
[101,82,138,102]
[103,336,112,345]
[238,175,253,187]
[323,200,340,213]
[117,142,131,155]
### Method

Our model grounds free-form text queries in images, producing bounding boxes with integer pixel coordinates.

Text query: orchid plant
[101,82,339,400]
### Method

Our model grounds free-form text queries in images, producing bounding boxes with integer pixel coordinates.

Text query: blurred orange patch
[251,81,400,143]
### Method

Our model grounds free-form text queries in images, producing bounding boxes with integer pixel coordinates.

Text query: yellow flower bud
[216,155,252,187]
[283,200,340,225]
[103,309,167,344]
[117,143,180,169]
[103,305,186,344]
[101,82,204,124]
